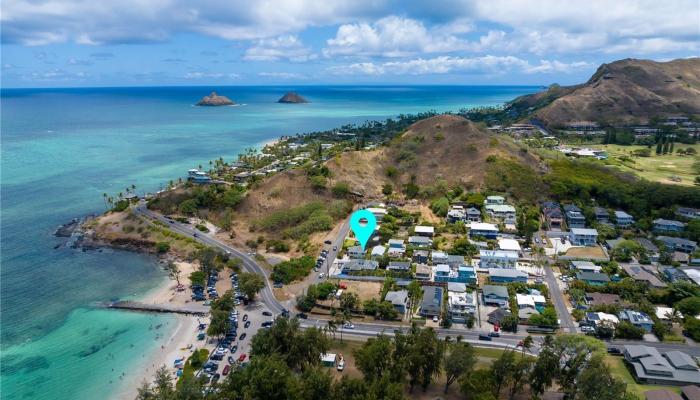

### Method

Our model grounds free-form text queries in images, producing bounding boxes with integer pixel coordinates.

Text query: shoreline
[110,260,204,400]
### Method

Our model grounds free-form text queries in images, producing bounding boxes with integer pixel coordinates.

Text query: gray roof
[654,218,686,227]
[483,285,509,298]
[348,245,363,253]
[625,345,700,385]
[576,271,611,282]
[421,286,443,310]
[385,290,408,306]
[408,236,431,244]
[343,259,378,271]
[489,268,527,278]
[387,261,411,271]
[447,282,467,292]
[634,238,659,253]
[658,236,697,247]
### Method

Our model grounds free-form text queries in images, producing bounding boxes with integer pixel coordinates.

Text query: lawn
[605,355,681,398]
[590,143,700,186]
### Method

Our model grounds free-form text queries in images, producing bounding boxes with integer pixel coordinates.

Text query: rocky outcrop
[277,92,308,103]
[196,91,235,106]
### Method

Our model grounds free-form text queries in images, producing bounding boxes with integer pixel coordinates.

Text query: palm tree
[326,319,337,340]
[521,335,533,356]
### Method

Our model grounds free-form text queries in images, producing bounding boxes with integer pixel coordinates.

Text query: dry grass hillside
[514,58,700,126]
[237,114,541,219]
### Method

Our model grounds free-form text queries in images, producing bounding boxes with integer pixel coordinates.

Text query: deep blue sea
[0,85,538,399]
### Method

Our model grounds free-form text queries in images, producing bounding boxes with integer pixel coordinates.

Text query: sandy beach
[110,260,207,400]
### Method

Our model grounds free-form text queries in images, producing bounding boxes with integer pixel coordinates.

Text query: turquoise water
[0,85,537,399]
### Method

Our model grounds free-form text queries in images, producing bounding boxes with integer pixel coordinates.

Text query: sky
[1,0,699,88]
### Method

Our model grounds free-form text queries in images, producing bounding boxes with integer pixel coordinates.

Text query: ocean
[0,85,538,399]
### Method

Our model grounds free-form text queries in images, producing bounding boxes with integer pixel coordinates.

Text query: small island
[196,91,235,106]
[277,92,308,104]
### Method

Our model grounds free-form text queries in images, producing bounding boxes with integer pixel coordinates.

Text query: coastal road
[134,202,286,315]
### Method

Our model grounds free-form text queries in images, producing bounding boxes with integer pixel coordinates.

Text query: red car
[238,354,247,362]
[222,365,231,376]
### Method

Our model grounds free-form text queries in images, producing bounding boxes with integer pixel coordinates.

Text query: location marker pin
[349,209,377,251]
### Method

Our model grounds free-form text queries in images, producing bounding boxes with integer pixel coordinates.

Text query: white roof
[371,245,386,255]
[415,226,434,234]
[470,222,498,231]
[531,294,546,304]
[480,250,519,259]
[321,353,337,363]
[435,264,450,273]
[498,238,521,252]
[656,306,674,320]
[571,228,599,236]
[486,204,516,213]
[516,294,535,307]
[367,207,387,215]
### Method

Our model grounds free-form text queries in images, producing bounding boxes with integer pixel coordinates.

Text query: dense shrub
[271,256,316,283]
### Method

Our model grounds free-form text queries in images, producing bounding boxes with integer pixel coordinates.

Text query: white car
[337,360,345,371]
[432,315,439,323]
[343,323,355,329]
[319,273,325,279]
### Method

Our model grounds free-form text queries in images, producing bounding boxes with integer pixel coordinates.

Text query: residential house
[414,225,435,237]
[387,261,411,273]
[564,204,586,228]
[571,260,602,274]
[658,236,698,253]
[635,238,661,261]
[447,205,466,223]
[448,290,477,323]
[489,268,528,283]
[485,195,505,205]
[414,264,432,280]
[469,222,499,239]
[419,286,443,317]
[385,290,409,314]
[413,250,430,264]
[498,238,521,253]
[619,310,654,332]
[408,236,431,248]
[570,228,599,246]
[655,306,676,323]
[447,282,467,293]
[431,251,449,264]
[466,207,482,222]
[585,293,622,307]
[433,264,451,282]
[387,239,406,257]
[482,285,509,307]
[586,311,619,328]
[542,201,564,230]
[187,169,211,183]
[341,259,379,273]
[664,268,689,283]
[370,245,386,260]
[446,255,465,267]
[594,207,610,224]
[516,293,546,309]
[487,308,512,325]
[654,219,686,233]
[576,271,610,285]
[485,204,517,223]
[434,264,477,284]
[622,264,667,288]
[677,207,700,220]
[479,250,519,269]
[519,307,539,321]
[623,345,700,385]
[615,211,635,227]
[366,207,387,222]
[347,246,365,259]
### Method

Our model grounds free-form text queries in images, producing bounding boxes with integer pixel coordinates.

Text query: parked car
[333,246,337,251]
[238,354,247,362]
[239,333,247,341]
[432,315,439,323]
[222,365,231,376]
[319,273,325,279]
[243,314,248,322]
[296,313,308,319]
[262,311,272,316]
[478,334,493,341]
[324,240,332,245]
[230,344,238,353]
[244,321,251,328]
[228,356,235,364]
[337,359,345,371]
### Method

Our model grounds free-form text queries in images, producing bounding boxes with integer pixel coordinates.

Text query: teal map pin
[349,209,377,251]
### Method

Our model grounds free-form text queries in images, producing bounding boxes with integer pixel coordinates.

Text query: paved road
[542,263,577,333]
[136,203,700,358]
[135,202,286,314]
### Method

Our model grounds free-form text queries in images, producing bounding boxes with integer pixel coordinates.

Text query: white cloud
[244,35,316,62]
[328,56,590,75]
[183,72,240,79]
[1,0,386,45]
[324,16,470,57]
[257,72,305,79]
